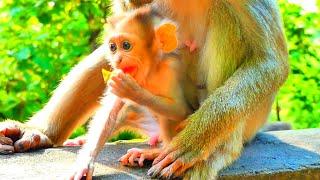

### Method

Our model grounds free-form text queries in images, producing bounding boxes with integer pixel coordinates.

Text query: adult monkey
[0,0,289,179]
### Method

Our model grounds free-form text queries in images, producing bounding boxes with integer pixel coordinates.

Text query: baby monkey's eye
[109,42,117,53]
[122,41,132,51]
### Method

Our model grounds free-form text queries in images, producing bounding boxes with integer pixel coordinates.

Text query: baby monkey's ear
[155,23,178,53]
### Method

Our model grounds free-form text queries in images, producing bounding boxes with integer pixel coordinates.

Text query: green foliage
[269,0,320,129]
[0,0,319,136]
[69,126,87,139]
[0,0,110,121]
[109,130,144,142]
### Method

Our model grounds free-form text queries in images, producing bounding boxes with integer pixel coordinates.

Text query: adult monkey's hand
[0,120,53,153]
[147,111,206,178]
[0,45,111,154]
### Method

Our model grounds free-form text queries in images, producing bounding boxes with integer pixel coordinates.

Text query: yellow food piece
[102,69,116,83]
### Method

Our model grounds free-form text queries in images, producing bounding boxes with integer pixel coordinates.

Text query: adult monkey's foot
[0,120,53,153]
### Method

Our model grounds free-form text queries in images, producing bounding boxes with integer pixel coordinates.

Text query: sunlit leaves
[0,0,110,121]
[270,0,320,129]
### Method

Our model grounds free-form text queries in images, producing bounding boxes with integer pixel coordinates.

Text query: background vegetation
[0,0,319,138]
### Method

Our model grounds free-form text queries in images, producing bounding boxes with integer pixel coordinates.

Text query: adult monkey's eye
[109,42,117,53]
[122,41,132,51]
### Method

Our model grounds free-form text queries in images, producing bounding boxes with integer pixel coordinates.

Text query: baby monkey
[69,7,190,180]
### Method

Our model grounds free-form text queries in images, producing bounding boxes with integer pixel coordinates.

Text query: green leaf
[15,47,31,61]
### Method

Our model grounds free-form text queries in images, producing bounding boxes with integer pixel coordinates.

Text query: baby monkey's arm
[138,89,189,121]
[109,64,189,121]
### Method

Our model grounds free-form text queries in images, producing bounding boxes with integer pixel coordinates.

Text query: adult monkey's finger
[0,120,22,139]
[14,130,52,152]
[0,144,14,154]
[0,134,13,145]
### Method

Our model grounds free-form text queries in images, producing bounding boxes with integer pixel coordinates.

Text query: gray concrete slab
[1,129,320,179]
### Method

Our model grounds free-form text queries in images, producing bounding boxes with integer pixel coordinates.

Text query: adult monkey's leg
[0,45,109,153]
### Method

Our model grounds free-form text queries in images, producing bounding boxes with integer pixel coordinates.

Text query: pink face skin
[106,30,155,85]
[107,34,140,77]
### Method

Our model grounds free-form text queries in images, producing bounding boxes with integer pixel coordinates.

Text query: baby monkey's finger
[129,151,140,166]
[119,151,134,165]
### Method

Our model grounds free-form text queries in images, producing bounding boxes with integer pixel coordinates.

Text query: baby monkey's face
[107,32,153,77]
[106,16,156,78]
[105,7,178,79]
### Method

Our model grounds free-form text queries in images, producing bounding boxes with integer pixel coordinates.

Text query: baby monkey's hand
[108,71,149,104]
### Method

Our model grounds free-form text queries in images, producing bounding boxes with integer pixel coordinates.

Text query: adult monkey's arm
[28,46,109,145]
[0,46,109,153]
[162,56,288,155]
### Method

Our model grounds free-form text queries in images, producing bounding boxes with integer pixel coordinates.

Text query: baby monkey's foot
[148,134,160,147]
[185,40,197,53]
[63,136,86,147]
[119,148,161,167]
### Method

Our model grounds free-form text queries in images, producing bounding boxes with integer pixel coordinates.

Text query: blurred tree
[0,0,110,121]
[269,0,320,129]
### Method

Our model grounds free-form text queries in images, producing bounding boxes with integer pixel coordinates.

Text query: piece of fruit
[102,69,115,83]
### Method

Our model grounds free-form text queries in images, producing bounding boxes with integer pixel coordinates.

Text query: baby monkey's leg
[119,118,185,167]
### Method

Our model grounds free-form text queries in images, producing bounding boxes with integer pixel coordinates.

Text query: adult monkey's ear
[155,23,178,53]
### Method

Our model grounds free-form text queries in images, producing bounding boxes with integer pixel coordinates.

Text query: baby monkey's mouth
[117,64,138,78]
[122,66,137,74]
[116,58,138,76]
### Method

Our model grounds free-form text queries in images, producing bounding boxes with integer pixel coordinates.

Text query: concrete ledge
[1,129,320,179]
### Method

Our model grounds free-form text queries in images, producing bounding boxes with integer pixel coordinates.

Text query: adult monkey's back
[0,0,289,179]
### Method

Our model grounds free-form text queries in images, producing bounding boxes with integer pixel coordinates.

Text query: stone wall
[1,129,320,179]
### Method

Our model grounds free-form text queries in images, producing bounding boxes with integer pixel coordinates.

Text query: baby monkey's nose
[115,55,123,65]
